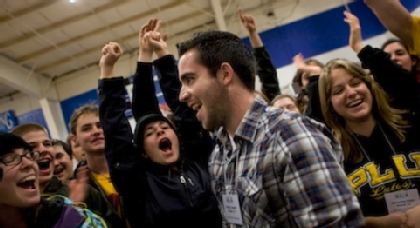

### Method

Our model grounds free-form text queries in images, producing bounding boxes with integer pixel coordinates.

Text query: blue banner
[60,89,99,132]
[16,109,49,135]
[0,110,19,132]
[60,75,169,131]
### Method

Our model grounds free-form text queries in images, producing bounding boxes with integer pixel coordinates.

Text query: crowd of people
[3,0,420,227]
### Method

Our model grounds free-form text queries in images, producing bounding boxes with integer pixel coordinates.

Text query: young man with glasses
[11,123,69,197]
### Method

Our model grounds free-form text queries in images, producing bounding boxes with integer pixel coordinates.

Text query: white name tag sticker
[222,193,243,225]
[385,189,420,214]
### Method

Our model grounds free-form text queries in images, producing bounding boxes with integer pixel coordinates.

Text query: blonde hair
[318,59,408,163]
[11,122,47,137]
[69,104,99,135]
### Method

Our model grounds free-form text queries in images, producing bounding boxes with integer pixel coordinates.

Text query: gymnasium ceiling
[0,0,348,99]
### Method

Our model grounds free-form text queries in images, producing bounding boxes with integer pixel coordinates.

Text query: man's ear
[219,62,234,86]
[70,134,77,145]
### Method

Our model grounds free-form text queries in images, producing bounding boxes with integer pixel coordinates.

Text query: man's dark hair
[52,139,72,158]
[178,30,256,90]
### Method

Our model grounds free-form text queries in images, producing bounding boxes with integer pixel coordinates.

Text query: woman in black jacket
[98,20,222,228]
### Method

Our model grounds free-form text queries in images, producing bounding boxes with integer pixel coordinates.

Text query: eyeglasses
[0,150,40,166]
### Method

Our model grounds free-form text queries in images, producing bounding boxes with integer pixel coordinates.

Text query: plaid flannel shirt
[210,96,364,228]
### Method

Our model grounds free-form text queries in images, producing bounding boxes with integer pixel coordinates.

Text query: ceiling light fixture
[69,0,77,3]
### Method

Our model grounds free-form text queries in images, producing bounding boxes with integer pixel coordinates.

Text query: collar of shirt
[215,95,267,146]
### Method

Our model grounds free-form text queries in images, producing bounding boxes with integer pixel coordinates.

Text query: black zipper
[180,173,194,208]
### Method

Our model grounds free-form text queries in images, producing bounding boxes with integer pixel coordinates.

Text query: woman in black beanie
[98,19,222,228]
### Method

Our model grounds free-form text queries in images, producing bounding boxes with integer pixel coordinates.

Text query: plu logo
[0,110,18,132]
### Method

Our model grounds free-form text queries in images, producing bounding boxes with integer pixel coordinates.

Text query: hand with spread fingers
[344,11,364,54]
[293,53,322,76]
[145,21,168,58]
[139,18,159,57]
[139,18,168,60]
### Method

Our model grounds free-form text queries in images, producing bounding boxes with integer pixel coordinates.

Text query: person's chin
[202,121,212,131]
[352,109,370,120]
[86,147,104,154]
[14,191,41,208]
[166,155,179,164]
[20,197,41,208]
[92,145,105,151]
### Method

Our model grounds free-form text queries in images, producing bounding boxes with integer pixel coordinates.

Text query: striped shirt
[210,96,364,228]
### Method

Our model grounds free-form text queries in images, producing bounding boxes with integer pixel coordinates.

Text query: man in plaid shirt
[178,31,365,227]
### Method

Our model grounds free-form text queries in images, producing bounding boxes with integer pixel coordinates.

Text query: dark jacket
[254,47,281,99]
[98,55,222,228]
[43,176,69,197]
[73,162,127,228]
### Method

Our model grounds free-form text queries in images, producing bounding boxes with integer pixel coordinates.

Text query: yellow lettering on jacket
[348,153,420,198]
[394,154,420,177]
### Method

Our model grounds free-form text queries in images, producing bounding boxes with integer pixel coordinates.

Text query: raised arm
[278,116,364,227]
[147,25,213,163]
[152,39,184,113]
[154,56,212,162]
[292,54,324,122]
[365,0,413,47]
[131,62,160,120]
[97,42,144,195]
[132,19,161,120]
[238,8,280,100]
[345,11,418,111]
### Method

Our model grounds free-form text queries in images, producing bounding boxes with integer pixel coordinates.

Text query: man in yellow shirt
[364,0,420,57]
[70,104,127,227]
[90,172,121,215]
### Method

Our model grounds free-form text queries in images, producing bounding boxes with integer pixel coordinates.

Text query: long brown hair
[318,59,409,164]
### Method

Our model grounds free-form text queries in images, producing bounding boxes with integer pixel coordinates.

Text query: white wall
[276,31,397,95]
[0,93,41,114]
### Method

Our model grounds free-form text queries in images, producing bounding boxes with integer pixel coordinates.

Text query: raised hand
[99,42,123,68]
[293,53,321,76]
[139,18,158,53]
[68,165,90,204]
[139,18,168,61]
[344,11,363,54]
[238,8,256,33]
[145,29,168,58]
